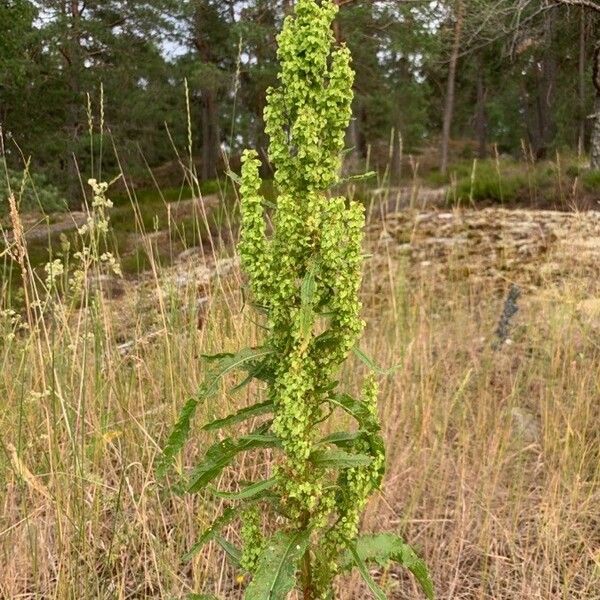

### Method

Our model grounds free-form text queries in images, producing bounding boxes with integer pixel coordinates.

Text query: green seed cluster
[238,0,385,594]
[240,507,265,572]
[315,377,386,597]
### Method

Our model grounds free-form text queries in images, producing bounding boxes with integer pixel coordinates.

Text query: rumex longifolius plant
[159,1,434,598]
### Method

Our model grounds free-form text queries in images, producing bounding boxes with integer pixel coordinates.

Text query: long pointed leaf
[330,393,380,433]
[353,347,401,376]
[341,534,434,599]
[216,536,242,567]
[183,507,237,562]
[158,347,271,476]
[203,400,274,432]
[244,529,311,600]
[311,448,373,468]
[157,397,200,477]
[188,426,279,493]
[211,477,277,501]
[344,540,388,600]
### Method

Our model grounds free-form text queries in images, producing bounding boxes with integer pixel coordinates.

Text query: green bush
[581,169,600,191]
[0,162,65,215]
[452,162,526,204]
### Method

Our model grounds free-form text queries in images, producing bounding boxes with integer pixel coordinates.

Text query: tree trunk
[193,1,222,182]
[532,9,558,160]
[475,55,488,159]
[66,0,83,204]
[201,88,220,181]
[591,45,600,170]
[440,0,464,174]
[578,7,587,157]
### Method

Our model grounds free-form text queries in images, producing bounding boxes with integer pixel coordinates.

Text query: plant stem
[301,546,314,600]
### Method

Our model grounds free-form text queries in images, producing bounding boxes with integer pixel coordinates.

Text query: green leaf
[202,347,273,397]
[310,448,373,468]
[300,268,317,306]
[226,169,242,185]
[231,359,276,392]
[203,400,274,432]
[216,536,242,567]
[318,431,364,446]
[298,268,317,342]
[188,426,279,493]
[329,393,381,433]
[344,539,388,600]
[201,351,237,362]
[158,347,272,477]
[244,529,311,600]
[211,477,277,501]
[353,347,401,376]
[156,397,200,478]
[339,171,377,184]
[187,594,219,600]
[183,508,237,562]
[341,534,434,600]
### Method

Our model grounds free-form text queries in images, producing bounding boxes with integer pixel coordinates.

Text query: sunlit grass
[1,176,598,598]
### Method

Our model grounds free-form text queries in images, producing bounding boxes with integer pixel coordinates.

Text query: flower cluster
[238,0,385,593]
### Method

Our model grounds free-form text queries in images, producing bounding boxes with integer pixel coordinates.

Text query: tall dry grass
[1,175,599,600]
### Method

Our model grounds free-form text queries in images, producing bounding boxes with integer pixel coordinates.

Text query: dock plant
[159,1,433,598]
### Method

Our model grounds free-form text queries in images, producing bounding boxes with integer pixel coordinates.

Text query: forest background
[2,0,600,210]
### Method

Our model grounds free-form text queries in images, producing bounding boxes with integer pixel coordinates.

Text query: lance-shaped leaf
[211,477,277,501]
[344,539,388,600]
[232,358,276,392]
[203,400,274,432]
[310,448,373,469]
[216,536,242,567]
[329,393,381,433]
[298,267,318,344]
[340,534,434,600]
[157,347,271,476]
[188,426,279,493]
[318,430,364,446]
[188,594,220,600]
[244,529,311,600]
[352,347,401,376]
[157,396,202,478]
[183,507,237,562]
[201,347,273,397]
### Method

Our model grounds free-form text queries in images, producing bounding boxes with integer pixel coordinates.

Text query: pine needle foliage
[159,1,433,598]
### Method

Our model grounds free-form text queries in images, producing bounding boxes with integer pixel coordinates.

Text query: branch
[554,0,600,11]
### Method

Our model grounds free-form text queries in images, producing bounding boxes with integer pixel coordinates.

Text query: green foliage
[0,163,65,216]
[581,169,600,191]
[341,534,435,599]
[160,2,433,598]
[244,529,311,599]
[157,347,271,477]
[452,161,526,204]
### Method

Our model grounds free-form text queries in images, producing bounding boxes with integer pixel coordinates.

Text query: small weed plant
[159,2,433,598]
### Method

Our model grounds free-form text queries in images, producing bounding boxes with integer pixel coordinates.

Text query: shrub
[581,168,600,191]
[452,161,526,204]
[159,2,433,599]
[0,161,65,216]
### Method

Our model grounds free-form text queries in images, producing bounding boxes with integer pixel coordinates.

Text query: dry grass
[1,195,599,599]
